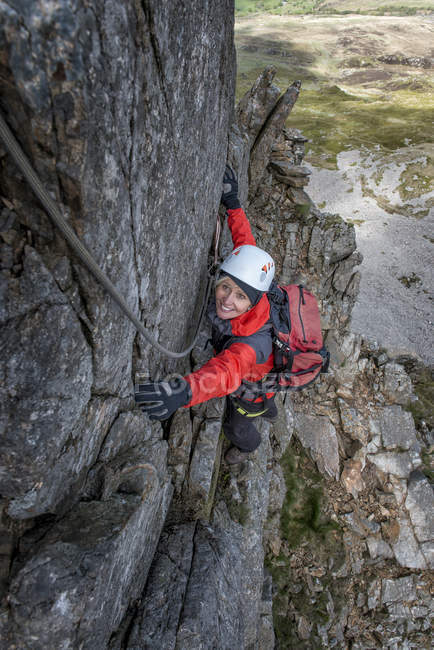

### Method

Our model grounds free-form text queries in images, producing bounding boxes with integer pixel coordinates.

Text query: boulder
[367,451,415,479]
[382,362,413,405]
[405,471,434,544]
[379,406,418,451]
[382,576,417,604]
[7,480,173,648]
[391,514,427,569]
[294,414,340,480]
[269,161,311,178]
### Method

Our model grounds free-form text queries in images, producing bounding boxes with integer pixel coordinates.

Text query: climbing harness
[0,111,219,359]
[234,403,268,418]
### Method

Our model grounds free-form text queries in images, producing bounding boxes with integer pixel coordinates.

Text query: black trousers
[222,396,270,453]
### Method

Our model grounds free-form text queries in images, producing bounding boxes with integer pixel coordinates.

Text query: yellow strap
[236,406,268,418]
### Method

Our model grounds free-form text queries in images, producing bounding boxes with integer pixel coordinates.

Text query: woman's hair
[215,273,265,308]
[215,275,228,290]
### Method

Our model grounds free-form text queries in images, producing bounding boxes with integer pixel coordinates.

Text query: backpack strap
[319,345,330,373]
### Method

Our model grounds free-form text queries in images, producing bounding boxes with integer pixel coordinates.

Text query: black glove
[221,165,241,210]
[134,377,192,421]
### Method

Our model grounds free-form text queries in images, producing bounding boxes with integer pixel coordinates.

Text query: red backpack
[262,283,330,392]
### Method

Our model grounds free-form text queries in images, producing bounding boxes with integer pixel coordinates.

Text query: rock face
[1,4,432,649]
[0,1,234,646]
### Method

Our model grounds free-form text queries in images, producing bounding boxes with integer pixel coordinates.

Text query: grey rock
[166,408,194,494]
[1,299,93,516]
[272,172,310,188]
[270,396,294,459]
[258,573,275,649]
[410,605,429,618]
[386,602,412,619]
[297,615,312,640]
[379,405,418,451]
[391,514,427,569]
[308,218,357,270]
[126,523,196,650]
[288,187,312,217]
[8,396,120,518]
[294,414,340,480]
[8,482,173,649]
[236,67,281,151]
[382,362,413,404]
[267,463,286,515]
[225,425,272,646]
[175,511,245,650]
[133,421,273,650]
[405,471,434,543]
[326,330,356,369]
[231,67,281,204]
[0,246,67,323]
[367,580,381,610]
[342,512,368,537]
[332,252,363,294]
[342,512,381,537]
[1,0,236,645]
[248,81,301,200]
[367,451,415,478]
[366,536,394,559]
[269,160,311,177]
[382,576,417,604]
[0,246,93,513]
[420,541,434,569]
[97,411,153,463]
[338,399,369,444]
[258,611,275,650]
[187,415,222,513]
[376,353,390,367]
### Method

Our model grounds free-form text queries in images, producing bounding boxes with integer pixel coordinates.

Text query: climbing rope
[0,111,219,359]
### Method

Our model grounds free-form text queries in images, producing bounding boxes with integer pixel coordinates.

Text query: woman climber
[134,167,277,465]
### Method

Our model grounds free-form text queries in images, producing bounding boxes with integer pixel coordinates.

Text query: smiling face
[215,276,252,320]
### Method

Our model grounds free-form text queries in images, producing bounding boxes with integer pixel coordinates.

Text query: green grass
[289,86,434,169]
[405,367,434,431]
[278,445,340,549]
[235,12,434,168]
[421,448,434,482]
[398,159,433,201]
[235,1,434,15]
[265,442,343,646]
[235,0,322,16]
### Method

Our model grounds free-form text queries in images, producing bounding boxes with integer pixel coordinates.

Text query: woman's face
[215,276,252,320]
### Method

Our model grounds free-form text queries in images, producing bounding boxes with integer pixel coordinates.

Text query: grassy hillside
[235,0,434,16]
[235,14,434,169]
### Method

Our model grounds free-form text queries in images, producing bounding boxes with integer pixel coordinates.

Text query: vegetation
[278,444,340,548]
[289,86,433,168]
[265,442,343,646]
[398,272,422,287]
[235,14,434,169]
[405,366,434,432]
[235,0,433,16]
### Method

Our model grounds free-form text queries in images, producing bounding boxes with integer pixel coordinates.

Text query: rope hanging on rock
[0,111,217,359]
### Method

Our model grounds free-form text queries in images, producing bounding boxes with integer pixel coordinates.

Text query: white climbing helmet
[220,245,275,292]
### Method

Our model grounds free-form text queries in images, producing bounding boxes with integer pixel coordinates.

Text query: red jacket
[184,208,274,407]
